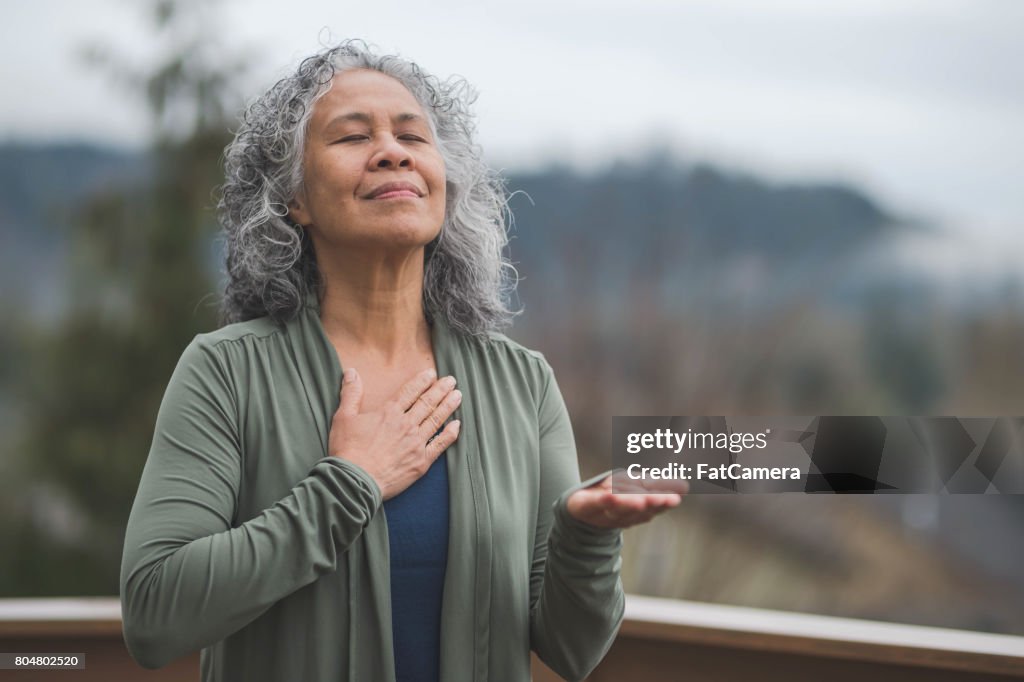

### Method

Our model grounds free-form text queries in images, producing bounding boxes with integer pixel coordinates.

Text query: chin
[377,223,442,250]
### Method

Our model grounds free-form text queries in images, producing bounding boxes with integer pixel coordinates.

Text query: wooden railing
[535,595,1024,681]
[2,596,1023,680]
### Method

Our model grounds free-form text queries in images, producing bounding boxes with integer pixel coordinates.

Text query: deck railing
[2,596,1022,680]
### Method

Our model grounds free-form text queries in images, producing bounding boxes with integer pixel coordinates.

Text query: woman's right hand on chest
[328,367,461,500]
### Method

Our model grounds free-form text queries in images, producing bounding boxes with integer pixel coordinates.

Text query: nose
[369,134,414,170]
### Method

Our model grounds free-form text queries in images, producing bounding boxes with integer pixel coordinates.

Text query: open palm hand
[565,470,688,530]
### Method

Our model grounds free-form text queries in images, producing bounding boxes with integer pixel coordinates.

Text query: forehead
[312,69,427,124]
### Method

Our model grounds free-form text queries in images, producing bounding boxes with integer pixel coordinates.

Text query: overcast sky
[4,0,1023,253]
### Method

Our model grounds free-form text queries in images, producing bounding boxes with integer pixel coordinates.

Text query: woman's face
[289,69,446,251]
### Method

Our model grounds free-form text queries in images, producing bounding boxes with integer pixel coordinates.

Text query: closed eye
[332,134,427,144]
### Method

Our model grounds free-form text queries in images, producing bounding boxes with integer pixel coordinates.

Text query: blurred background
[2,0,1023,639]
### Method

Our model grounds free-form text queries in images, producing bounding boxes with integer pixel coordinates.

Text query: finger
[425,418,461,459]
[419,387,463,437]
[638,502,677,521]
[610,472,655,495]
[638,476,690,496]
[615,480,650,495]
[615,494,651,513]
[637,493,683,508]
[338,367,364,417]
[603,500,672,528]
[407,375,456,425]
[574,489,645,518]
[608,470,635,490]
[598,493,676,517]
[607,469,688,496]
[393,368,438,412]
[632,493,681,510]
[594,504,648,528]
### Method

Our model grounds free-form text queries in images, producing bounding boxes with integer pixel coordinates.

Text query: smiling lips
[365,181,424,200]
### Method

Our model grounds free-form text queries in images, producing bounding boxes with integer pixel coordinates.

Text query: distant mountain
[504,158,908,320]
[0,143,149,320]
[0,142,148,228]
[509,159,895,262]
[0,142,905,322]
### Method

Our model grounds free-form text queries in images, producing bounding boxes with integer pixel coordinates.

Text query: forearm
[529,485,626,682]
[120,457,380,669]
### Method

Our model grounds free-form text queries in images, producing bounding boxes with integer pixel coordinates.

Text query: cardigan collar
[291,288,492,681]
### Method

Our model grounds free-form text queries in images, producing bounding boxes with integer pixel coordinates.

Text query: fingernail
[344,368,357,383]
[452,419,461,430]
[444,375,457,388]
[453,389,462,401]
[425,368,437,380]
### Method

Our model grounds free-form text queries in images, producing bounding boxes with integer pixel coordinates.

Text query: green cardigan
[120,291,625,681]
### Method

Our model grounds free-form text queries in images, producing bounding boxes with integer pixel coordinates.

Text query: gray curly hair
[217,39,519,336]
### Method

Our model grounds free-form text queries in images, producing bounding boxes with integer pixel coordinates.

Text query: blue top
[383,449,450,682]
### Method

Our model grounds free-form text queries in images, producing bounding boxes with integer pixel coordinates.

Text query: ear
[288,193,311,227]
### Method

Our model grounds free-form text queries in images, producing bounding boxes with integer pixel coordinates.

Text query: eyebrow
[323,111,426,130]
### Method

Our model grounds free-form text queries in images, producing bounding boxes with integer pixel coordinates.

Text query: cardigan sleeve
[527,359,625,682]
[120,336,383,670]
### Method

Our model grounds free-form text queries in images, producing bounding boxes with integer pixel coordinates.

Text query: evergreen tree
[6,0,245,595]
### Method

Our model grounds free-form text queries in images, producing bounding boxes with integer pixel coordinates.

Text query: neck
[316,246,432,363]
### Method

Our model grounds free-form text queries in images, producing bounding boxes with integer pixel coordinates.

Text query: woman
[120,40,683,682]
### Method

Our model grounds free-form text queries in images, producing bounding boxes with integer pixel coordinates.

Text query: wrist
[322,457,384,510]
[554,487,622,541]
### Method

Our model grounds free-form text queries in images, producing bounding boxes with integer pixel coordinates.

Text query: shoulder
[456,328,552,372]
[191,316,283,351]
[484,331,550,365]
[174,316,285,381]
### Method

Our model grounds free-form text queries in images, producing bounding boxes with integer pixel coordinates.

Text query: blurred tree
[5,0,246,595]
[863,286,946,413]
